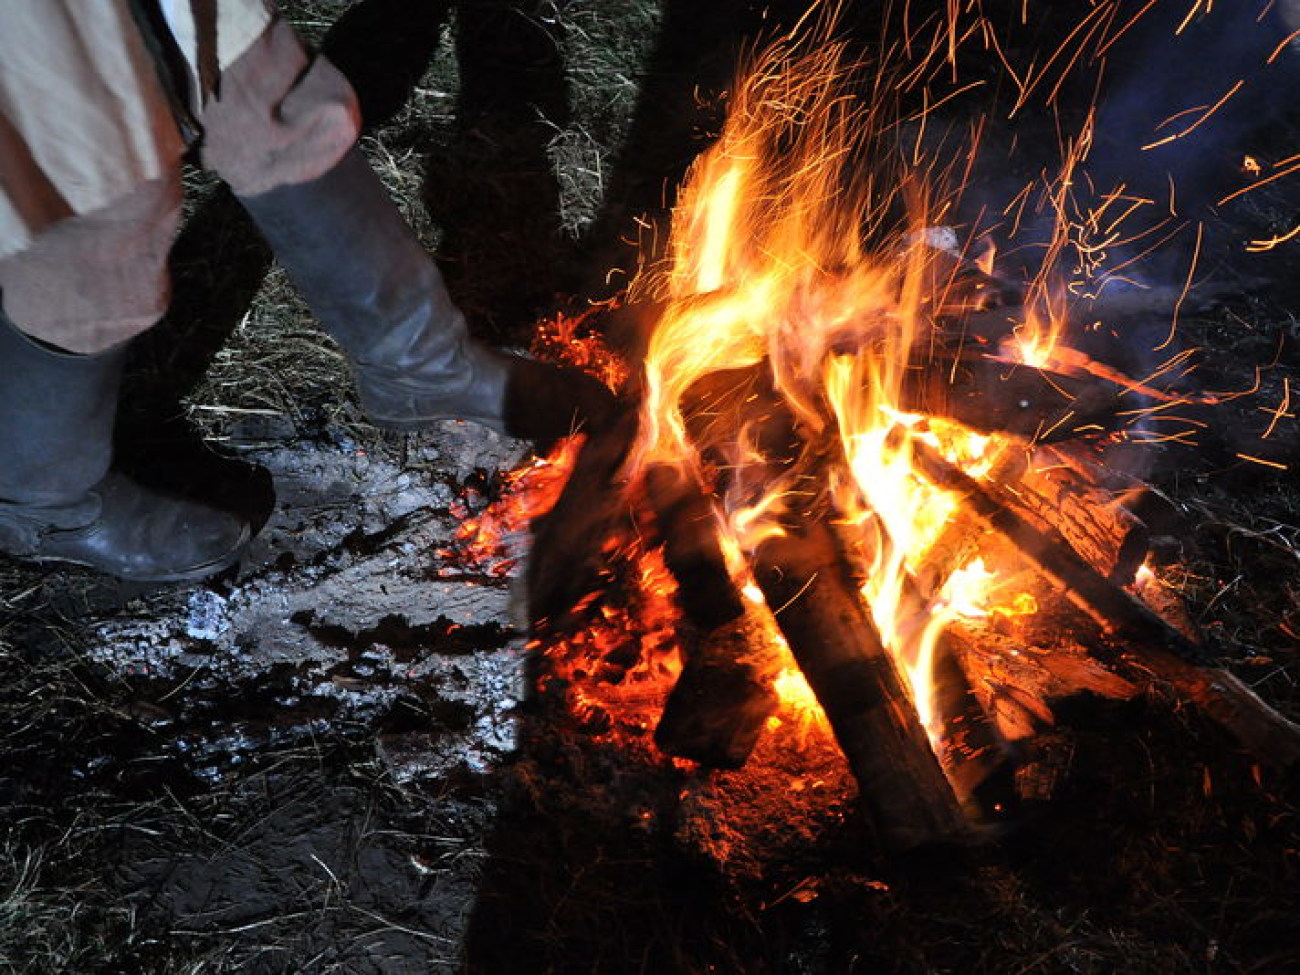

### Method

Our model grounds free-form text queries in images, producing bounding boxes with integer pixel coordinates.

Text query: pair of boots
[0,150,615,582]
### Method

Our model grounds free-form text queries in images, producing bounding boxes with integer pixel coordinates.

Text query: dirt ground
[4,2,1300,973]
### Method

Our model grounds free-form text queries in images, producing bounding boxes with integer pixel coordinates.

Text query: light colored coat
[0,0,274,261]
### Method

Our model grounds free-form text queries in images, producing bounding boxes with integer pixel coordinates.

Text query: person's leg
[0,177,180,355]
[201,18,616,440]
[0,179,249,581]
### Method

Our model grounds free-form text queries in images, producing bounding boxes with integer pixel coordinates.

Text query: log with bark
[907,437,1300,768]
[1012,446,1151,586]
[752,514,973,850]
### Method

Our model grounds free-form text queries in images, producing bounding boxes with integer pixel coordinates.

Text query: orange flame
[621,23,1054,746]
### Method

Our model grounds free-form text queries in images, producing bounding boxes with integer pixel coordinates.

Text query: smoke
[1083,0,1297,270]
[946,2,1299,292]
[915,2,1300,478]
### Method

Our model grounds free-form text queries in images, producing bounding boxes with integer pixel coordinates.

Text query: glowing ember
[448,438,583,577]
[768,666,831,741]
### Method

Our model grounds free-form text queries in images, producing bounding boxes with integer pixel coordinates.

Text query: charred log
[1124,647,1300,770]
[527,411,639,625]
[831,482,1025,825]
[653,607,783,769]
[896,353,1136,443]
[644,463,780,767]
[643,464,744,631]
[927,633,1023,826]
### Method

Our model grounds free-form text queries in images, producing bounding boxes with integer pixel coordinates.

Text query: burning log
[643,463,780,768]
[1000,449,1151,587]
[946,618,1141,739]
[907,447,1030,599]
[909,438,1300,768]
[926,633,1022,824]
[907,233,1023,317]
[751,513,973,850]
[897,353,1136,444]
[525,372,783,768]
[643,464,744,631]
[829,450,1029,825]
[674,364,973,848]
[652,606,783,769]
[908,437,1203,661]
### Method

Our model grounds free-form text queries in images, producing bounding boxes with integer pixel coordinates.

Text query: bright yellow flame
[940,558,998,618]
[770,666,831,740]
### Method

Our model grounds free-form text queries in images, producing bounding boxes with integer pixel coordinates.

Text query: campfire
[460,13,1300,854]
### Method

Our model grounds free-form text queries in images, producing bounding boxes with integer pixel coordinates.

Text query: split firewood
[944,618,1141,743]
[925,631,1023,824]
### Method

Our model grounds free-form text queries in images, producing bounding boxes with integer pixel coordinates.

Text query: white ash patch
[184,587,231,641]
[84,424,536,784]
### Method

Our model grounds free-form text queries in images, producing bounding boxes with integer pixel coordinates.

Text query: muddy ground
[4,2,1300,973]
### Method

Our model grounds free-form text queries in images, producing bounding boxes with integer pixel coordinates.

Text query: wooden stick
[1126,648,1300,770]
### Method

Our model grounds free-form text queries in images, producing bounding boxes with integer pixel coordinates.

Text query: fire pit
[466,20,1300,855]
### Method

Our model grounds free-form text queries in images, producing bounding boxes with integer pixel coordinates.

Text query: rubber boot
[236,148,616,439]
[0,310,250,582]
